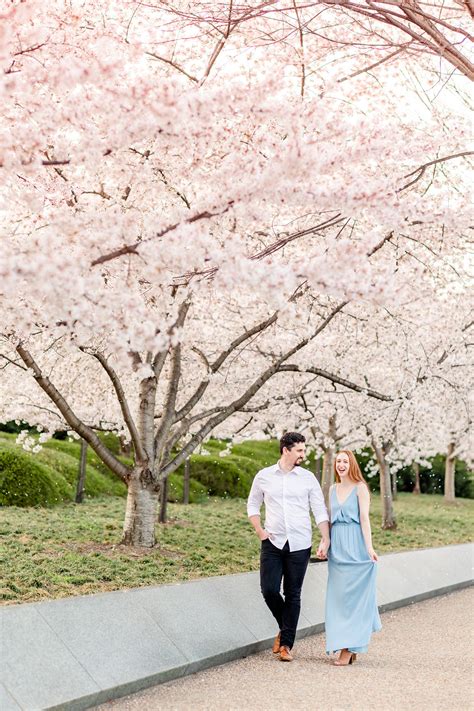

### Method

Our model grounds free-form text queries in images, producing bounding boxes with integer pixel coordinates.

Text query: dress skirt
[325,487,382,654]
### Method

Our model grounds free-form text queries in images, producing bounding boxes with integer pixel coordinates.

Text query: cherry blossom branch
[174,236,389,427]
[277,364,392,400]
[15,344,131,483]
[90,202,234,267]
[173,213,346,286]
[162,1,474,79]
[138,353,157,461]
[0,353,28,371]
[338,46,407,83]
[160,300,347,477]
[154,300,191,456]
[173,311,279,424]
[146,52,199,82]
[398,151,474,191]
[293,0,306,97]
[79,348,146,462]
[165,399,272,455]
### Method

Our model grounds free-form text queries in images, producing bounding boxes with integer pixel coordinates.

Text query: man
[247,432,330,662]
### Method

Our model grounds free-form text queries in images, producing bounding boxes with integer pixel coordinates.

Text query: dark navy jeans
[260,539,311,649]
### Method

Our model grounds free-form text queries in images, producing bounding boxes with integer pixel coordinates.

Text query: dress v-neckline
[335,485,357,507]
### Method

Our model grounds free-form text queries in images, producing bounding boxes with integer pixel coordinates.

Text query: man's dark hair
[279,432,305,454]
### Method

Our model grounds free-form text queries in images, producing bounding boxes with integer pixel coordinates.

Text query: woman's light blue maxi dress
[325,485,382,654]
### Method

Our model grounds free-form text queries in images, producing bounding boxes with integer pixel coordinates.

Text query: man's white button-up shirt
[247,463,329,552]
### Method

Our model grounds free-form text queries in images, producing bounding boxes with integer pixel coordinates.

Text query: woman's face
[336,453,350,479]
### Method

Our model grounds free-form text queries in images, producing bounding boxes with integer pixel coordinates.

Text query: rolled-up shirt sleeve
[247,473,264,517]
[309,478,329,524]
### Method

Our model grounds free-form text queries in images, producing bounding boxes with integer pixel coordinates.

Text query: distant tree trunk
[159,475,169,523]
[372,439,396,529]
[315,455,322,484]
[444,442,456,503]
[75,439,88,503]
[321,415,337,505]
[119,434,132,456]
[391,469,398,500]
[183,458,191,504]
[412,462,421,494]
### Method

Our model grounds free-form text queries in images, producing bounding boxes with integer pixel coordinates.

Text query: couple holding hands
[247,431,381,665]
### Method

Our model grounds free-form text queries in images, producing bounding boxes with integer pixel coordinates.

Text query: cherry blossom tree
[1,1,472,546]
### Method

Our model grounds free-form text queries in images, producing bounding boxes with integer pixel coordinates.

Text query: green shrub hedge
[0,447,73,507]
[2,427,471,507]
[36,449,126,497]
[175,454,254,498]
[167,473,208,503]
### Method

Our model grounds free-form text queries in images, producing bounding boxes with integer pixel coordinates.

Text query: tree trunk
[183,458,191,504]
[391,468,398,500]
[159,476,169,523]
[412,462,421,494]
[372,441,396,529]
[75,439,88,503]
[119,434,132,457]
[122,469,160,546]
[321,415,337,505]
[315,455,322,484]
[444,442,456,503]
[321,448,334,505]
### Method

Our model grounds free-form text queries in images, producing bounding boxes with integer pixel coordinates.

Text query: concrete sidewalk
[1,543,472,711]
[95,587,474,711]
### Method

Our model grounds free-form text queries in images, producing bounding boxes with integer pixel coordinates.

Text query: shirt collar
[274,461,298,475]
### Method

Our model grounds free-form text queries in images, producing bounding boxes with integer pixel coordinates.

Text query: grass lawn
[1,492,472,605]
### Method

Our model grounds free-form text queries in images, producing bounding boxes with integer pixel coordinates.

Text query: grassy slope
[1,492,472,605]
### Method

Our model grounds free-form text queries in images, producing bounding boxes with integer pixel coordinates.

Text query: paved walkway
[96,588,473,711]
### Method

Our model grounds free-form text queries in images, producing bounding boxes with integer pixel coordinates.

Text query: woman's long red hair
[334,450,368,487]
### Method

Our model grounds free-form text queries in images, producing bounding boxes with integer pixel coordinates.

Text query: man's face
[285,443,306,467]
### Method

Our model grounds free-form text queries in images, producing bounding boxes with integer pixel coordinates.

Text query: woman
[325,449,382,665]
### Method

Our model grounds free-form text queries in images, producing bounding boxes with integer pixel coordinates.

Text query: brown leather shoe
[279,645,293,662]
[272,632,281,654]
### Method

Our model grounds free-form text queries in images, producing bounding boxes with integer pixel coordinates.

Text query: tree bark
[75,439,88,503]
[372,440,397,529]
[183,458,191,504]
[444,442,456,503]
[412,462,421,494]
[121,468,160,546]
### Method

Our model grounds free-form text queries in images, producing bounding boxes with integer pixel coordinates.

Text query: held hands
[368,548,378,562]
[316,538,330,560]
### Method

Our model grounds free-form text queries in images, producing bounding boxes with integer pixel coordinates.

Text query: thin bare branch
[15,344,131,483]
[79,348,146,461]
[278,364,392,400]
[146,51,198,82]
[398,151,474,191]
